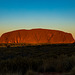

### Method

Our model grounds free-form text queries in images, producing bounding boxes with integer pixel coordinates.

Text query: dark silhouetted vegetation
[0,43,75,75]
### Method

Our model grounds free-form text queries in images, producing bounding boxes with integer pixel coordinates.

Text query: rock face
[0,29,74,44]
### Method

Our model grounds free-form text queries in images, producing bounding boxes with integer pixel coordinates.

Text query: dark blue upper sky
[0,0,75,38]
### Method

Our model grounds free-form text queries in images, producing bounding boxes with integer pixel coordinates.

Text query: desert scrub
[69,67,75,75]
[26,70,38,75]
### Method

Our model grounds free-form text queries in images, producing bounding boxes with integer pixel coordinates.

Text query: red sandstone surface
[0,29,74,44]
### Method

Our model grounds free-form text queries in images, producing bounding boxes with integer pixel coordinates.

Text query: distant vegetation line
[0,43,75,47]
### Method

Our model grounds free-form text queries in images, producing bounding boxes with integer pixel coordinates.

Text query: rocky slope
[0,29,74,44]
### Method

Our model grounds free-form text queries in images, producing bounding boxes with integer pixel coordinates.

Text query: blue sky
[0,0,75,38]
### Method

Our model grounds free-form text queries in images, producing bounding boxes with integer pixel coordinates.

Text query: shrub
[26,70,38,75]
[70,67,75,75]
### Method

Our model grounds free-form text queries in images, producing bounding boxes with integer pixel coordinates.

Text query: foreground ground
[0,43,75,75]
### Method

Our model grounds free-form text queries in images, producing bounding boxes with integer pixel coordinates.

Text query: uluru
[0,29,74,44]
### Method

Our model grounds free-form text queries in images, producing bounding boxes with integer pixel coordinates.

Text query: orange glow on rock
[0,29,74,44]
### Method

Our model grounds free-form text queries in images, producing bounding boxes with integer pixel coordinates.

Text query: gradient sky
[0,0,75,39]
